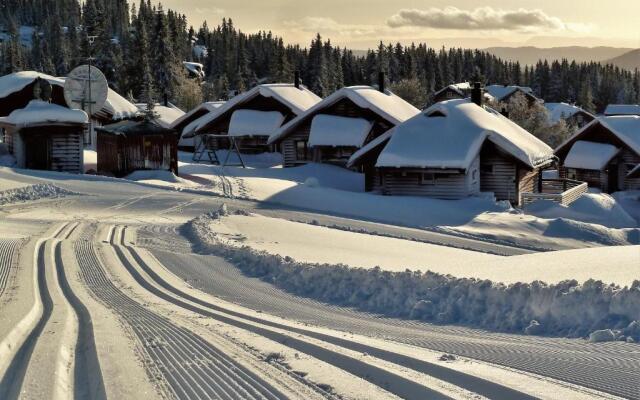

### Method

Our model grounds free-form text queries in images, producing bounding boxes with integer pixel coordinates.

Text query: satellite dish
[64,65,109,116]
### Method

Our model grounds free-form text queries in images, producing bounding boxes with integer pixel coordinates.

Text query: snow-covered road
[0,166,637,399]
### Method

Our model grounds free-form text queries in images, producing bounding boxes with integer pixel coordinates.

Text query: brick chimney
[471,82,483,106]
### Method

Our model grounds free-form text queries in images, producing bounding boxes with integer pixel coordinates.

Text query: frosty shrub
[185,210,640,340]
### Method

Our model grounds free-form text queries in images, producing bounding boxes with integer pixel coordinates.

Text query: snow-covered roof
[136,103,185,128]
[3,100,88,126]
[604,104,640,116]
[0,71,139,120]
[375,99,554,170]
[545,103,592,124]
[433,82,471,97]
[268,86,420,144]
[563,141,620,170]
[227,109,285,137]
[183,61,205,79]
[171,101,224,131]
[485,85,535,102]
[193,83,321,136]
[346,128,395,168]
[308,115,373,148]
[555,115,640,160]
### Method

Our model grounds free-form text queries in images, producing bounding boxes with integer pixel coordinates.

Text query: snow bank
[0,183,78,205]
[185,208,640,341]
[125,170,199,188]
[524,193,637,228]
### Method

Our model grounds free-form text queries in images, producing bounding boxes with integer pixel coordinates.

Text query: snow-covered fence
[185,209,640,342]
[520,178,587,206]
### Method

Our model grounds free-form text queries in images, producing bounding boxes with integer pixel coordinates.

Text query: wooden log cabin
[545,102,595,129]
[171,101,225,150]
[485,85,540,106]
[96,119,179,177]
[268,80,420,168]
[347,93,555,205]
[555,116,640,192]
[189,80,320,154]
[0,71,139,147]
[0,100,87,174]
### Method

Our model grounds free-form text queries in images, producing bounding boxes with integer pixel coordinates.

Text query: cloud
[283,17,378,37]
[387,7,576,32]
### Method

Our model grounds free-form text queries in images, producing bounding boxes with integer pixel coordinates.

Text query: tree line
[1,0,639,113]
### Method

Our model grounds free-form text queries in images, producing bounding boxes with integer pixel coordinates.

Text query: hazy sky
[161,0,640,49]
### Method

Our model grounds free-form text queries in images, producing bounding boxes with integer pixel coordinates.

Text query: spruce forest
[1,0,639,112]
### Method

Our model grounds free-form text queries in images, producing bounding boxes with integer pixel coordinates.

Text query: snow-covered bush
[185,208,640,340]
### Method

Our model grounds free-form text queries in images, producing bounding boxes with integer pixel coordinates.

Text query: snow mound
[125,170,195,185]
[0,183,78,205]
[185,209,640,340]
[525,193,637,229]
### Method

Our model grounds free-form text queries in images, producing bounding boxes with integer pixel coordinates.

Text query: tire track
[75,225,289,400]
[116,225,538,400]
[0,222,75,399]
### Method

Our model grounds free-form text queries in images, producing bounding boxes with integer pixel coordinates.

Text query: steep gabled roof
[604,104,640,116]
[360,99,553,170]
[555,115,640,159]
[171,101,225,133]
[192,84,321,136]
[268,86,420,145]
[485,85,536,102]
[545,102,594,124]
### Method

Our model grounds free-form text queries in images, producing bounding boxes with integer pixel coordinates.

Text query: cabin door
[608,164,619,193]
[23,133,51,170]
[143,135,166,170]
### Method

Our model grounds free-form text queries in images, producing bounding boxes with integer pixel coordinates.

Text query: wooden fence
[520,178,588,206]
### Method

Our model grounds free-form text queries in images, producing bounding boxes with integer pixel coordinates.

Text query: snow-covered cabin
[135,103,185,129]
[171,101,225,150]
[96,119,178,177]
[555,116,640,192]
[348,99,555,204]
[0,100,87,173]
[545,102,595,128]
[604,104,640,116]
[485,84,539,105]
[0,71,139,146]
[191,83,321,153]
[268,86,420,168]
[431,82,495,104]
[183,62,205,80]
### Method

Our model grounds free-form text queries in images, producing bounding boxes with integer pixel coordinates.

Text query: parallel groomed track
[74,225,288,400]
[138,225,640,400]
[0,239,21,301]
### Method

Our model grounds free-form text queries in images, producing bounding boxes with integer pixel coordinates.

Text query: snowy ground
[204,212,639,285]
[0,158,638,399]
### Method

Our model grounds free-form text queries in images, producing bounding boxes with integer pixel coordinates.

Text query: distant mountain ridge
[604,49,640,71]
[484,46,635,66]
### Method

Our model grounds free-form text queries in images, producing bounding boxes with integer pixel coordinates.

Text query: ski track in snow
[137,225,640,400]
[0,239,20,301]
[74,224,288,400]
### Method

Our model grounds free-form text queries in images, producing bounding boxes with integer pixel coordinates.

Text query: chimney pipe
[294,71,300,89]
[163,93,168,107]
[378,71,385,93]
[471,82,483,107]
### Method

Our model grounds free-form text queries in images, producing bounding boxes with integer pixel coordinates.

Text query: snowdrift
[185,208,640,342]
[0,183,78,205]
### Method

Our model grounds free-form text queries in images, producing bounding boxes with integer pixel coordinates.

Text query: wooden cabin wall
[17,126,84,174]
[518,167,540,195]
[97,133,120,175]
[3,128,14,154]
[620,149,640,190]
[282,129,312,167]
[479,148,518,203]
[49,132,83,174]
[380,156,479,198]
[98,133,177,177]
[315,146,359,167]
[560,167,607,191]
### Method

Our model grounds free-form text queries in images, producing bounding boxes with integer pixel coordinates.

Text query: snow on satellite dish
[64,65,108,116]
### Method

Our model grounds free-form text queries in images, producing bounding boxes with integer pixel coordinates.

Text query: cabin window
[566,168,577,180]
[295,140,308,160]
[471,169,478,183]
[420,173,436,185]
[481,164,494,175]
